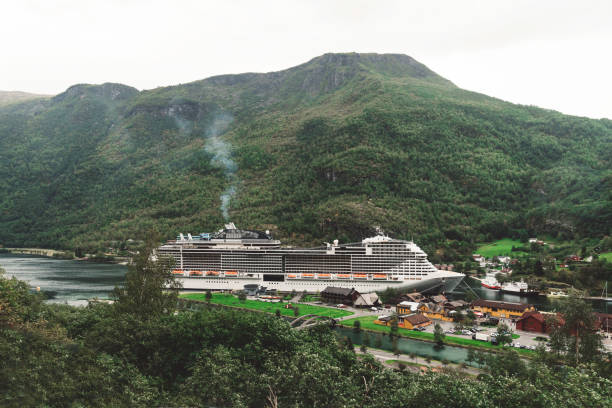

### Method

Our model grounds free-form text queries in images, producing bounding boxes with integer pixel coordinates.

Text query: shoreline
[0,247,129,265]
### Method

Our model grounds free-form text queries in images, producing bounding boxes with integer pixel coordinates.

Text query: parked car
[336,304,346,308]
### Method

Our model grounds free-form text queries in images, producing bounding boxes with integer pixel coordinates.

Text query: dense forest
[1,264,611,407]
[0,53,610,252]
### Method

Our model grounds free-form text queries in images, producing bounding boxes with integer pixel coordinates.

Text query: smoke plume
[204,113,237,220]
[167,102,237,220]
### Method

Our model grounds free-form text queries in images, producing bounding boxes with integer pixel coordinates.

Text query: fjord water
[0,253,126,305]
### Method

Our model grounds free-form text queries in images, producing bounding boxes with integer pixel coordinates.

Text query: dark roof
[322,287,357,296]
[472,299,533,312]
[402,313,431,325]
[517,311,546,323]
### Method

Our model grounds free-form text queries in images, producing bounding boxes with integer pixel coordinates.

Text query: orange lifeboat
[353,274,367,279]
[337,274,351,279]
[373,274,387,280]
[287,274,297,278]
[224,270,238,277]
[317,273,331,279]
[172,269,184,275]
[206,271,219,276]
[302,273,314,278]
[189,270,203,276]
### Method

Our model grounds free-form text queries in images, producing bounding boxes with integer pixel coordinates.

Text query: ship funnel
[187,233,193,241]
[179,233,185,241]
[333,239,339,246]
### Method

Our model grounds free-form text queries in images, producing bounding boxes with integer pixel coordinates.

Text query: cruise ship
[157,223,464,293]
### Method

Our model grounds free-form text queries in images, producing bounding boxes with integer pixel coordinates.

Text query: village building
[515,311,553,333]
[375,313,432,330]
[595,313,612,333]
[353,292,380,308]
[471,299,535,319]
[396,301,419,314]
[321,287,360,305]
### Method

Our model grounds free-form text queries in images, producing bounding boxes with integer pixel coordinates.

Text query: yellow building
[375,313,432,330]
[471,299,535,319]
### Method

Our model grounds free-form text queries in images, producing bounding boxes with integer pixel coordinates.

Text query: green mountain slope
[0,53,610,251]
[0,90,50,106]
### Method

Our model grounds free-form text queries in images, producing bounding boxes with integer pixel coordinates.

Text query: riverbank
[339,315,534,356]
[0,247,129,264]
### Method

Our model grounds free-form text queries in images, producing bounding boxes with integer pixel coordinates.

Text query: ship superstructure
[157,223,464,293]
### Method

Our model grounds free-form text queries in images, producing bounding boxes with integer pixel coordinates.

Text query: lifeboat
[224,270,238,277]
[302,273,314,279]
[353,274,367,279]
[189,270,203,276]
[287,274,297,279]
[206,271,219,276]
[172,269,184,275]
[317,273,331,279]
[373,274,387,280]
[337,274,351,279]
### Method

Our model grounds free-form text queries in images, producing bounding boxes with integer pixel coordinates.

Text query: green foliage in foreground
[180,292,353,318]
[1,271,611,407]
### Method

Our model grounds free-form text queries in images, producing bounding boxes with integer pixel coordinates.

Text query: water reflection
[0,253,126,305]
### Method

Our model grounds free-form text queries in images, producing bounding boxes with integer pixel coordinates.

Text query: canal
[335,326,479,365]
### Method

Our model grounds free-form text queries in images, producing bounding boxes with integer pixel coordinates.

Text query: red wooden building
[515,311,552,333]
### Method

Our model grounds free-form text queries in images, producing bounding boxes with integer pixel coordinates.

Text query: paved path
[356,348,482,376]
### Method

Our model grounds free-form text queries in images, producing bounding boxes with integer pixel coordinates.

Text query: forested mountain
[0,53,610,252]
[0,90,49,106]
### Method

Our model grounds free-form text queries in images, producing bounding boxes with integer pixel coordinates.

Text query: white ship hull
[176,270,464,293]
[160,224,465,295]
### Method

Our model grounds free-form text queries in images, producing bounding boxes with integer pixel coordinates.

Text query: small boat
[302,273,314,279]
[547,291,568,298]
[337,274,351,279]
[287,274,297,279]
[317,273,331,279]
[353,274,367,279]
[373,274,387,280]
[500,279,539,296]
[481,276,501,290]
[172,269,184,275]
[224,270,238,277]
[189,270,203,276]
[206,271,219,276]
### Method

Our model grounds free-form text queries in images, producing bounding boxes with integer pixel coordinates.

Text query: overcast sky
[2,0,611,119]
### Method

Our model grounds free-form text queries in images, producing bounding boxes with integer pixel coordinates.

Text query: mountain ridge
[0,53,609,252]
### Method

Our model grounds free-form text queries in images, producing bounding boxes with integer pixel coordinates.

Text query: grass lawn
[341,316,533,355]
[180,293,353,318]
[600,252,612,262]
[476,238,525,258]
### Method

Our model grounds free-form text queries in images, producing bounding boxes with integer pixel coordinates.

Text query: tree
[363,332,370,348]
[360,343,367,353]
[353,319,361,333]
[112,231,181,319]
[392,337,400,357]
[275,309,281,318]
[409,352,417,364]
[374,333,383,349]
[389,315,399,338]
[205,290,212,304]
[496,323,513,346]
[433,323,445,347]
[238,291,247,302]
[293,306,300,317]
[550,291,603,365]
